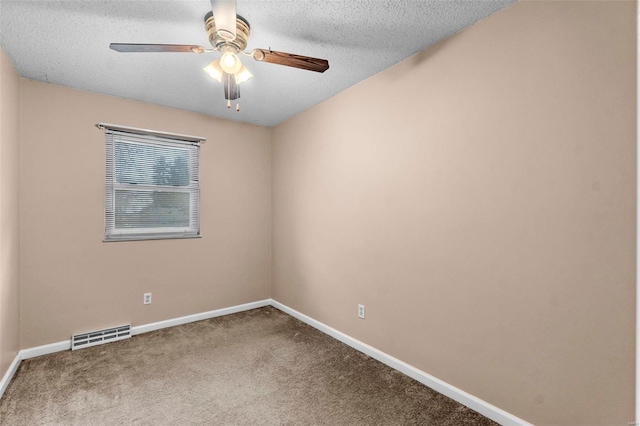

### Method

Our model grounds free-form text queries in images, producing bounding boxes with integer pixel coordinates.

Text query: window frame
[100,123,204,242]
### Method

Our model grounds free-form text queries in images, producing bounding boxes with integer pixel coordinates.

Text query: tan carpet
[0,307,497,425]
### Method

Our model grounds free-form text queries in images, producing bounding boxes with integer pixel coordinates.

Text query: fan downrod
[204,11,250,52]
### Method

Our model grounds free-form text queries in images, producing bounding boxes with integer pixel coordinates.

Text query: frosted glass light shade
[235,65,253,84]
[203,59,223,82]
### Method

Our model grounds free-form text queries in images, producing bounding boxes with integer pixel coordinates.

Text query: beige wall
[19,80,271,348]
[272,1,636,425]
[0,47,21,379]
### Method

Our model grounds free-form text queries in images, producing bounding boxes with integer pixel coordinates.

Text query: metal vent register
[71,324,131,350]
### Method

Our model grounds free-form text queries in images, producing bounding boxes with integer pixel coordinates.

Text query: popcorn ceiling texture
[0,0,514,126]
[0,307,496,425]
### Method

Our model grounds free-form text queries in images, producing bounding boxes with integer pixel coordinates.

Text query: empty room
[0,0,635,425]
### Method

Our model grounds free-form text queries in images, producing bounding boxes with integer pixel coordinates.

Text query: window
[101,124,203,241]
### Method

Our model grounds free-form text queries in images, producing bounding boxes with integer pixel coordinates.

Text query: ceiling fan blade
[210,0,237,41]
[109,43,205,54]
[252,49,329,73]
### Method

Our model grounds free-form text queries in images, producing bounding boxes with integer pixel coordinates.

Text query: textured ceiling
[0,1,514,127]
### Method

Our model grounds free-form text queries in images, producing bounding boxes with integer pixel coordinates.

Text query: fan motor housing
[204,12,250,52]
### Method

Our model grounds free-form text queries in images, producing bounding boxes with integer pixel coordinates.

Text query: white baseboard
[270,299,532,426]
[0,352,21,397]
[0,299,271,400]
[21,340,71,360]
[2,297,531,426]
[131,299,271,336]
[0,342,72,399]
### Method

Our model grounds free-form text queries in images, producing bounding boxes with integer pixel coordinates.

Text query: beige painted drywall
[19,79,271,349]
[272,1,636,425]
[0,47,21,379]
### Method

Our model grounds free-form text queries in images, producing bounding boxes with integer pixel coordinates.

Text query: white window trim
[98,123,205,242]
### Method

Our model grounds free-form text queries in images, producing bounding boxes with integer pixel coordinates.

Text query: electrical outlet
[358,304,365,319]
[143,293,152,305]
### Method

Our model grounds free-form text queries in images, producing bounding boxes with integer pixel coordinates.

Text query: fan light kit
[109,0,329,112]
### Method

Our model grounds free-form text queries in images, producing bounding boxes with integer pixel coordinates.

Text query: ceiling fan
[109,0,330,112]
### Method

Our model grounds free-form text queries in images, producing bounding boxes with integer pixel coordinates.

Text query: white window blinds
[102,125,202,241]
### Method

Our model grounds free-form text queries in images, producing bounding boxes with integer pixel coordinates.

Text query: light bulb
[235,65,253,85]
[203,59,223,82]
[223,53,236,68]
[220,52,242,74]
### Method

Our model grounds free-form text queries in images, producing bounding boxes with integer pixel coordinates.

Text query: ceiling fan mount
[204,11,250,53]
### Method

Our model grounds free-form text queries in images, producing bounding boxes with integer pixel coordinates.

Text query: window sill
[103,235,201,243]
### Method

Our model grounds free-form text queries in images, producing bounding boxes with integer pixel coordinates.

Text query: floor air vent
[71,324,131,350]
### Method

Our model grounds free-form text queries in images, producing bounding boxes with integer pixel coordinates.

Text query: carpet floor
[0,307,497,425]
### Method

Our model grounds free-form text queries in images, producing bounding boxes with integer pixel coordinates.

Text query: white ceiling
[0,0,514,127]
